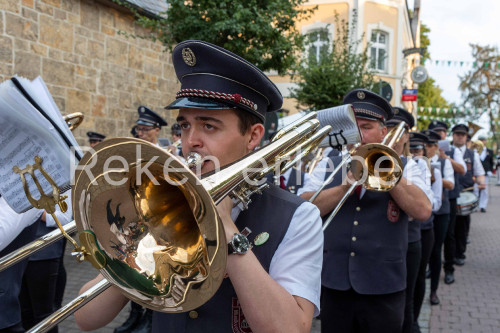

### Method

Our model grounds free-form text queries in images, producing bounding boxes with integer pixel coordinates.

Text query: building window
[307,29,330,62]
[370,30,388,72]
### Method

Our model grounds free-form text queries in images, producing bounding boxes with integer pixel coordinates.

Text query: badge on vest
[232,298,252,333]
[254,232,269,246]
[387,199,400,222]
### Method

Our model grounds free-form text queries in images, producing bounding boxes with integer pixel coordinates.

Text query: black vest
[321,156,409,295]
[458,148,475,190]
[0,218,40,329]
[152,185,304,333]
[435,158,450,215]
[285,167,305,194]
[446,147,461,199]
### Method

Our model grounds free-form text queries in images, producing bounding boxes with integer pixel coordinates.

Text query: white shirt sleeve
[443,158,455,188]
[431,166,443,212]
[0,198,43,252]
[453,147,467,171]
[297,156,339,195]
[269,201,323,316]
[404,158,432,205]
[473,151,486,177]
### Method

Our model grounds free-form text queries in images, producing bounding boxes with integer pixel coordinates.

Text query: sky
[417,0,500,135]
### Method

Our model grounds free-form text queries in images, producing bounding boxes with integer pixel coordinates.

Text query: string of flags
[417,106,499,117]
[417,115,500,126]
[421,59,500,69]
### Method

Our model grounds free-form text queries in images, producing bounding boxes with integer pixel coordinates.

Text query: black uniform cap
[451,124,469,135]
[130,125,138,138]
[428,120,448,132]
[165,40,283,123]
[342,89,394,122]
[386,107,415,128]
[87,131,106,141]
[136,106,168,128]
[409,132,428,149]
[421,129,441,144]
[171,123,181,136]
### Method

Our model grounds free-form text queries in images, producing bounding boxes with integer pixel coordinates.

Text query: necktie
[355,185,362,199]
[279,175,286,190]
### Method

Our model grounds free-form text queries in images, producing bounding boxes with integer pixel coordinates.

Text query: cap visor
[165,97,233,110]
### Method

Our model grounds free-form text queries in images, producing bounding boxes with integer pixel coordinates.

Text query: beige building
[269,0,421,115]
[0,0,179,146]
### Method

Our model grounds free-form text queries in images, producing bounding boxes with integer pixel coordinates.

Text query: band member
[421,129,455,306]
[476,136,493,212]
[410,131,443,332]
[451,124,485,268]
[299,89,432,332]
[130,125,139,138]
[386,109,433,333]
[168,123,183,157]
[135,106,168,146]
[427,120,466,285]
[87,131,106,148]
[75,40,323,333]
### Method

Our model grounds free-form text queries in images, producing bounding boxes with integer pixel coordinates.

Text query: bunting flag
[417,115,500,125]
[417,106,500,117]
[421,59,500,69]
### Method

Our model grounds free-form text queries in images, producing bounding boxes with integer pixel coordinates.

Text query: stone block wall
[0,0,179,146]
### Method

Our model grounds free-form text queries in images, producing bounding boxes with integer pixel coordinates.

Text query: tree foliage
[290,11,375,110]
[122,0,316,75]
[416,23,450,130]
[459,44,500,143]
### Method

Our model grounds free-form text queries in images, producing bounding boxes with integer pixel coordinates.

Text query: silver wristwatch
[228,227,252,255]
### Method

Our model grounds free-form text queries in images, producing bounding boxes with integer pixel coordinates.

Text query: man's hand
[216,197,239,241]
[438,149,448,159]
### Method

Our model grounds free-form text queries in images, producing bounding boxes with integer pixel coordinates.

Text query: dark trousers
[455,214,470,260]
[321,287,405,333]
[0,323,25,333]
[430,213,450,291]
[443,198,457,273]
[402,240,422,333]
[413,229,435,322]
[19,259,61,333]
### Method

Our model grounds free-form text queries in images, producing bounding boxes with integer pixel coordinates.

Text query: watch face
[232,233,250,253]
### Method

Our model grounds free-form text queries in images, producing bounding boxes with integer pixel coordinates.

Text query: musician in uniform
[75,40,323,333]
[299,89,432,332]
[427,120,466,285]
[451,124,485,268]
[421,129,455,306]
[135,106,168,147]
[476,136,493,212]
[86,131,106,148]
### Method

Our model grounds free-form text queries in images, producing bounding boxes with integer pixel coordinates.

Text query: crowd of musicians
[0,40,495,333]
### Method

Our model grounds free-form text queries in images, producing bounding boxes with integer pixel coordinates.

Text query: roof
[125,0,168,17]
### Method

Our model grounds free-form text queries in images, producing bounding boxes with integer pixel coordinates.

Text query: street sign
[402,88,418,101]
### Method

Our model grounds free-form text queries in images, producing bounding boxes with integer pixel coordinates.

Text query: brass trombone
[63,112,84,131]
[22,112,331,332]
[313,121,406,231]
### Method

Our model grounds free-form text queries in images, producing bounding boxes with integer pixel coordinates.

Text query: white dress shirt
[455,145,485,177]
[431,154,455,188]
[429,164,443,212]
[231,200,323,316]
[450,145,467,171]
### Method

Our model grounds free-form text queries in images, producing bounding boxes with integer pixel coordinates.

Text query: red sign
[402,94,417,101]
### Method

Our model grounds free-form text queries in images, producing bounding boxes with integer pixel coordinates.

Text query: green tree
[290,11,375,110]
[121,0,315,75]
[459,44,500,144]
[416,23,450,130]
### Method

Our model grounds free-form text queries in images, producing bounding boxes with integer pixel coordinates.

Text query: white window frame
[367,22,394,74]
[302,21,334,62]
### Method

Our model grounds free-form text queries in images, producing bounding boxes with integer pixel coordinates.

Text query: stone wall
[0,0,179,146]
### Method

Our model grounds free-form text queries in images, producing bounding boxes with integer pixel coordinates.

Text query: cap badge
[140,106,145,113]
[394,109,399,114]
[182,48,196,67]
[254,232,269,246]
[357,91,365,100]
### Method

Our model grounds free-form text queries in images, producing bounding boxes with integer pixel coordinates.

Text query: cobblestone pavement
[53,182,499,332]
[428,181,500,332]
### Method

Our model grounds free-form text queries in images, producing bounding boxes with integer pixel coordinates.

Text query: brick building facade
[0,0,179,146]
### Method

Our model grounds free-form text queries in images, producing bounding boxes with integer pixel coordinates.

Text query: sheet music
[316,105,362,147]
[0,78,75,213]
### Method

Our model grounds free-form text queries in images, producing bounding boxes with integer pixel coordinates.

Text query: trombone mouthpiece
[186,152,203,169]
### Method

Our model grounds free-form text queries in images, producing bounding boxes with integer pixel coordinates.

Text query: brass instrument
[63,112,84,131]
[165,139,182,154]
[316,121,406,231]
[470,140,484,153]
[23,112,331,331]
[305,148,325,173]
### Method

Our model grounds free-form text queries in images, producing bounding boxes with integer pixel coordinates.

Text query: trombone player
[298,89,432,332]
[75,40,323,332]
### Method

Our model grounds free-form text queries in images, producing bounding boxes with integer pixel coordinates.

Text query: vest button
[356,206,361,211]
[353,221,358,226]
[352,237,357,241]
[350,252,355,256]
[189,311,198,319]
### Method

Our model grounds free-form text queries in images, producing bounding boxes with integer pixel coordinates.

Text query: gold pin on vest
[254,232,269,246]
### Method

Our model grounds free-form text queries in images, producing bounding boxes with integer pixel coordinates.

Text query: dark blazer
[481,148,494,173]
